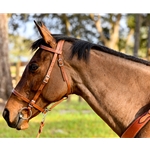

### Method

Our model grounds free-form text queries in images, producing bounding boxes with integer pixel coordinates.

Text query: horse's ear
[34,20,57,49]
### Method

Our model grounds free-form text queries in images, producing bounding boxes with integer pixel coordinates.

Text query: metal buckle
[58,58,64,66]
[42,108,48,122]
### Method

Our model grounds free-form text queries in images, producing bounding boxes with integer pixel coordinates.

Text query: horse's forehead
[31,49,49,62]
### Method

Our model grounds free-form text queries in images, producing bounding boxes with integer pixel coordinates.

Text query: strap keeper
[43,75,50,83]
[28,100,35,108]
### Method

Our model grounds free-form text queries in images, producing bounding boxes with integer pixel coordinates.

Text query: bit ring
[19,107,32,120]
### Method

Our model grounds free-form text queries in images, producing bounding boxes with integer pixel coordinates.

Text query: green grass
[0,95,118,138]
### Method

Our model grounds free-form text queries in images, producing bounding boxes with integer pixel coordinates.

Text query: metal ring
[19,107,32,120]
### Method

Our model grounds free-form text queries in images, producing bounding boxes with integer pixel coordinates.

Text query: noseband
[12,40,71,119]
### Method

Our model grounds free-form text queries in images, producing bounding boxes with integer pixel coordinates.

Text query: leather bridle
[12,40,71,120]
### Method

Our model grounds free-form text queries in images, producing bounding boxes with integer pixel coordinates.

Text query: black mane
[31,34,150,66]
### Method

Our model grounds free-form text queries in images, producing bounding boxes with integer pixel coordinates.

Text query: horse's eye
[29,63,39,72]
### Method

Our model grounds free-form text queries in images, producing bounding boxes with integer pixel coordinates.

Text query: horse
[2,21,150,138]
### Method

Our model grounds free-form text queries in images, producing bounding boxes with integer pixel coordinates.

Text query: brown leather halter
[12,40,71,120]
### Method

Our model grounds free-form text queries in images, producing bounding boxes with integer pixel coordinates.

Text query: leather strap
[32,40,64,102]
[58,54,71,96]
[12,89,45,112]
[40,45,62,54]
[121,109,150,138]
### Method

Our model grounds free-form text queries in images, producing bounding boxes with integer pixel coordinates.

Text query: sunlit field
[0,95,118,138]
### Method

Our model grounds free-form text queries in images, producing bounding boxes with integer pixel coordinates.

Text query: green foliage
[126,14,135,29]
[0,95,118,138]
[9,34,33,63]
[8,13,150,60]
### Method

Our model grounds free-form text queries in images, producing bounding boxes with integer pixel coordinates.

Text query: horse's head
[3,21,71,130]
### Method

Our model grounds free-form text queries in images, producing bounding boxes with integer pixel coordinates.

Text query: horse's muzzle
[2,108,29,130]
[3,108,18,128]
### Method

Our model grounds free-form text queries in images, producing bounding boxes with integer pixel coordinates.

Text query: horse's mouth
[13,107,32,130]
[3,107,31,130]
[15,114,29,130]
[4,113,29,130]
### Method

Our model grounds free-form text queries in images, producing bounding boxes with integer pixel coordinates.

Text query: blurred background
[0,13,150,137]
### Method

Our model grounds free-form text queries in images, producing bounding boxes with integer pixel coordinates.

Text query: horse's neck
[68,49,150,137]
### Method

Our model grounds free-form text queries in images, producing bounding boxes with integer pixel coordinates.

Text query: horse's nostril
[2,108,18,128]
[2,108,10,122]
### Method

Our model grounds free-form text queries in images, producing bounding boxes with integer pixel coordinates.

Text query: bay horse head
[3,21,72,130]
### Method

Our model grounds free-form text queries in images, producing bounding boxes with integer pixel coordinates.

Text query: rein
[12,40,71,137]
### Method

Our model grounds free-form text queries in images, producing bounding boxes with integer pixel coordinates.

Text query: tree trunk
[109,14,122,50]
[89,14,108,45]
[125,28,134,54]
[62,14,71,36]
[15,60,21,84]
[0,14,13,101]
[90,14,121,50]
[133,14,141,57]
[147,26,150,60]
